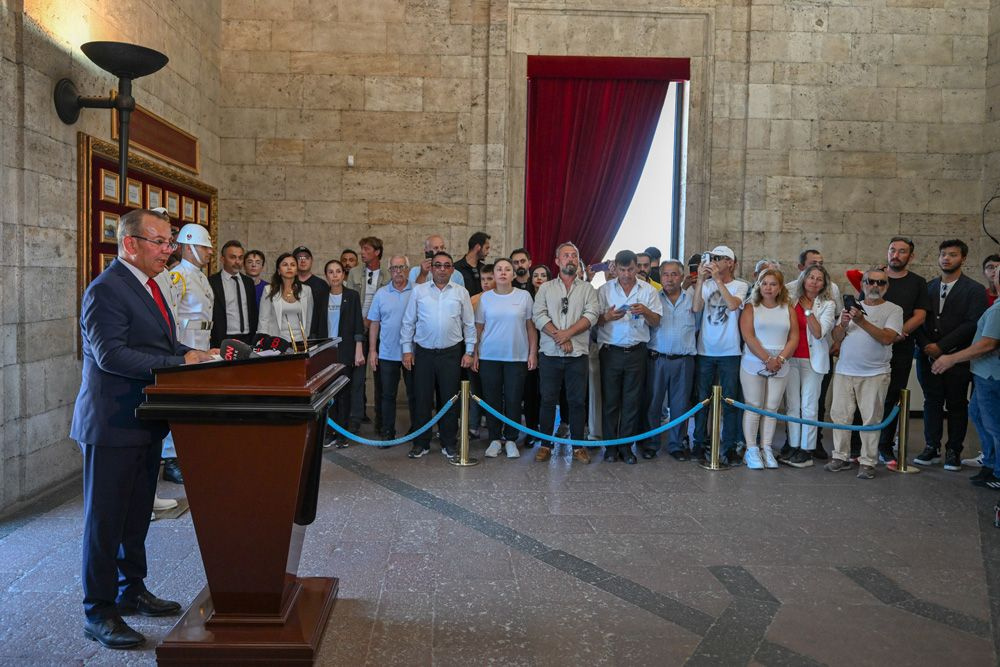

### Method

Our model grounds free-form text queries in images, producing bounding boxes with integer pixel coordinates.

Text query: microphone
[252,333,271,352]
[268,336,290,353]
[219,338,256,361]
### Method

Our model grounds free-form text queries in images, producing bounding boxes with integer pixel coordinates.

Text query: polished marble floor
[1,416,998,666]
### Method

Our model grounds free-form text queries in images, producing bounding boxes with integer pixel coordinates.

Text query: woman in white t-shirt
[474,258,538,459]
[738,269,799,469]
[258,252,313,346]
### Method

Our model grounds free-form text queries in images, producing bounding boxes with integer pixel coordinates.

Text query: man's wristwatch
[804,309,812,317]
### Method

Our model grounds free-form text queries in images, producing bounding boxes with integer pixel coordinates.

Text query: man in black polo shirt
[856,237,930,467]
[454,232,490,296]
[293,245,329,338]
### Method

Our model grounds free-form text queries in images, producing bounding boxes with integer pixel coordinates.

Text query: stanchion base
[890,465,921,474]
[449,457,479,467]
[699,462,731,471]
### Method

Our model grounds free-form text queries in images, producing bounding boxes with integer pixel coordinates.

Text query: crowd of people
[148,214,1000,486]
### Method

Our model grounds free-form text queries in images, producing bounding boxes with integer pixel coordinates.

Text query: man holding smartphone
[827,267,903,480]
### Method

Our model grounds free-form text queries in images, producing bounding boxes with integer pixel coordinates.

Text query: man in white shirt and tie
[209,240,258,347]
[400,252,476,459]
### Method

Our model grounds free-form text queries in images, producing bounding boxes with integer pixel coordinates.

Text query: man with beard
[827,267,903,480]
[293,246,329,338]
[636,252,663,291]
[532,242,600,464]
[912,240,986,471]
[645,246,662,283]
[510,247,532,290]
[454,231,491,296]
[855,237,929,467]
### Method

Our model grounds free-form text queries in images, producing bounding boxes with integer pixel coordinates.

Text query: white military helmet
[177,223,212,248]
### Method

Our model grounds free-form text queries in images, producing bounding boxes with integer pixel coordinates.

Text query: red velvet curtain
[524,57,688,268]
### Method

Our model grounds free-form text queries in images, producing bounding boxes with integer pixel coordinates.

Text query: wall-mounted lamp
[53,41,169,205]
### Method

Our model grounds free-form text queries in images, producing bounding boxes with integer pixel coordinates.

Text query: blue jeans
[644,354,695,453]
[693,355,741,456]
[969,375,1000,476]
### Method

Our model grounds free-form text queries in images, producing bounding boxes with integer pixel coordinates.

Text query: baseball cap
[709,245,735,260]
[292,246,312,258]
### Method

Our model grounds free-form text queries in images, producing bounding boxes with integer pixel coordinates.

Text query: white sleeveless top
[741,302,791,376]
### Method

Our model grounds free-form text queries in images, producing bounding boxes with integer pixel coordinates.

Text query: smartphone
[616,304,629,312]
[589,261,609,273]
[843,294,866,314]
[424,250,434,260]
[701,252,711,265]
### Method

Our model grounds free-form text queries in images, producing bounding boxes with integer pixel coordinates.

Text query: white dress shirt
[221,269,250,335]
[596,279,662,346]
[258,287,313,344]
[400,280,476,354]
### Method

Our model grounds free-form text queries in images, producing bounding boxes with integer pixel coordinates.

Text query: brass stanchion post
[890,388,918,474]
[450,380,479,467]
[700,385,728,471]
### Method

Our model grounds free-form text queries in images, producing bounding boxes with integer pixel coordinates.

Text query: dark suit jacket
[315,287,365,355]
[208,270,259,347]
[304,274,329,338]
[915,273,987,354]
[70,259,190,447]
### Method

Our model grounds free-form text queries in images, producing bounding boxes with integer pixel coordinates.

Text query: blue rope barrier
[473,396,709,447]
[725,398,900,432]
[326,394,459,447]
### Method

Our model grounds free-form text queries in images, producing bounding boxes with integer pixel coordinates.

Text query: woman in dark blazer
[316,259,366,446]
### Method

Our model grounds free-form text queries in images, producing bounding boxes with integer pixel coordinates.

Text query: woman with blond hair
[781,264,836,467]
[739,268,799,469]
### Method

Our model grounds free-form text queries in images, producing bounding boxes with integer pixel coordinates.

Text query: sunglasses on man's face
[864,279,888,286]
[432,262,453,269]
[710,255,728,262]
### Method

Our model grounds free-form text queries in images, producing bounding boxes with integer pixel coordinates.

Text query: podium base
[156,576,338,665]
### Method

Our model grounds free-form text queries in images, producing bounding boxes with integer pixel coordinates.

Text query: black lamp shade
[81,41,168,80]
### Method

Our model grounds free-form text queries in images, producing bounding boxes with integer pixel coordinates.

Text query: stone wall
[0,0,221,515]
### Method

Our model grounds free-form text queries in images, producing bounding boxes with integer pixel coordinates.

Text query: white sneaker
[761,446,779,469]
[505,441,520,458]
[744,446,764,470]
[485,440,502,458]
[153,495,178,511]
[962,452,984,467]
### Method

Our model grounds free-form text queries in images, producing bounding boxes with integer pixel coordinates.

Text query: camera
[843,294,866,315]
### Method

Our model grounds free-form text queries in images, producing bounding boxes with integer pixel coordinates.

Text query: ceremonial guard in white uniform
[168,223,214,351]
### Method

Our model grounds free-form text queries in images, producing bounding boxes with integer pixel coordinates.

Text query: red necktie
[146,278,172,329]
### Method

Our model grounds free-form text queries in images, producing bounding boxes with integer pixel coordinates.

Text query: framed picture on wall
[181,196,195,222]
[166,191,180,217]
[147,184,163,209]
[100,211,119,242]
[126,178,143,207]
[99,253,116,272]
[100,169,119,203]
[197,201,208,225]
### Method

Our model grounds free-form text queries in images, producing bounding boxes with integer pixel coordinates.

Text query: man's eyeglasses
[709,255,728,262]
[864,279,888,286]
[561,296,569,315]
[432,262,453,269]
[130,235,177,251]
[389,265,407,272]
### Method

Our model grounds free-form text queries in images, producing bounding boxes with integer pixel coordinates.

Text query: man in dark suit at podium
[71,209,214,649]
[209,239,258,347]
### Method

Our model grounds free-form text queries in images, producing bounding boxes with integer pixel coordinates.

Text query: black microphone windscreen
[220,338,253,361]
[268,336,290,353]
[252,334,271,352]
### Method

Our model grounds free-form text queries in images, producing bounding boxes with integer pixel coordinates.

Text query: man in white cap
[159,223,214,485]
[691,245,750,467]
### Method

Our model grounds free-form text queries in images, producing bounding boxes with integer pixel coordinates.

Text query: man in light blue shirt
[368,255,414,441]
[408,234,465,288]
[400,252,476,459]
[641,260,697,461]
[596,250,662,463]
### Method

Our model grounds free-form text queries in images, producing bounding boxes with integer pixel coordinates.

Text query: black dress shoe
[624,452,638,465]
[84,616,145,649]
[603,448,618,462]
[162,458,184,485]
[669,451,689,462]
[118,590,182,617]
[641,449,657,460]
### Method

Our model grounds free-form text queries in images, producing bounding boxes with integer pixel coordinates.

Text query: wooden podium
[137,339,348,665]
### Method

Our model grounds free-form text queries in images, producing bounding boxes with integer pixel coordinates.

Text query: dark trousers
[915,353,971,453]
[538,354,588,448]
[413,343,463,450]
[643,354,695,453]
[80,440,161,621]
[478,360,528,441]
[523,368,541,433]
[360,343,383,427]
[600,344,648,454]
[379,359,414,437]
[878,349,914,452]
[331,357,365,430]
[693,354,742,456]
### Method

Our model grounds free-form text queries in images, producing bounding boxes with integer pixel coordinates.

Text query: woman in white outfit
[782,265,836,468]
[258,252,313,346]
[739,268,799,469]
